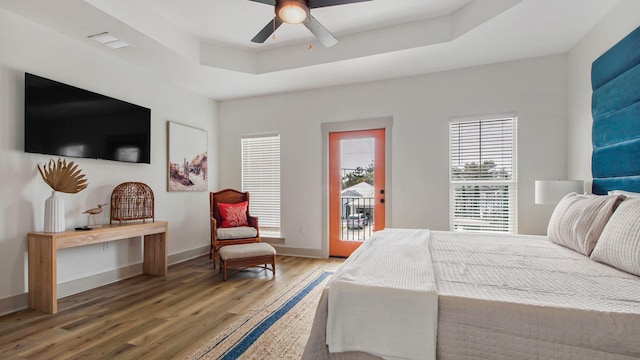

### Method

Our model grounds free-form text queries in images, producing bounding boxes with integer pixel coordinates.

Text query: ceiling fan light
[277,2,308,24]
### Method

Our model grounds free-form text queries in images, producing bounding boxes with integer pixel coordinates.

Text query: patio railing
[340,196,374,241]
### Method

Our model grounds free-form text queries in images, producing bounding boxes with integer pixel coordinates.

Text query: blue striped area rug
[185,269,332,360]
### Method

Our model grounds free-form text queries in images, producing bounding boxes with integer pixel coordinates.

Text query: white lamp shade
[535,180,584,205]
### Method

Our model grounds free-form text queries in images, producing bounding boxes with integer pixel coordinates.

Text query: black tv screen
[24,73,151,164]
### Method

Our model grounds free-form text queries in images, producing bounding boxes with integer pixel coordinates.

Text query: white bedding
[304,229,640,360]
[431,231,640,313]
[326,229,438,360]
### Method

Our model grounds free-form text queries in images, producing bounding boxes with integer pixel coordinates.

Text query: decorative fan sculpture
[37,158,88,194]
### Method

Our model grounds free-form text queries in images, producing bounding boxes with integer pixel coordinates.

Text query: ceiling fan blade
[251,17,283,43]
[309,0,372,9]
[247,0,276,5]
[303,15,338,47]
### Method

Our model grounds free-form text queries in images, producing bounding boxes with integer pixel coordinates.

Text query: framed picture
[167,121,208,192]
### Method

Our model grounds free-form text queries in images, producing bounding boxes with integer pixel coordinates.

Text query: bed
[303,225,640,360]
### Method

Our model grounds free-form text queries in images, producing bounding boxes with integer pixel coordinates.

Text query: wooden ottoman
[218,243,276,281]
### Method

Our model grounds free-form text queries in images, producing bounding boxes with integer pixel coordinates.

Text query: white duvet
[326,229,438,360]
[305,230,640,360]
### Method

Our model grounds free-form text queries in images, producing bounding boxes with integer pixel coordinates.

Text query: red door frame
[329,129,386,257]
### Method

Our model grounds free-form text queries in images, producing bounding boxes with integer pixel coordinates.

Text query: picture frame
[167,121,208,192]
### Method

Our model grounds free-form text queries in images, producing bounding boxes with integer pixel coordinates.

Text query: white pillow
[608,189,640,198]
[547,193,625,256]
[591,198,640,276]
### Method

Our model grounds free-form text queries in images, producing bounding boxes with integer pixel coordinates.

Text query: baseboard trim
[0,245,211,316]
[58,263,144,298]
[168,245,209,265]
[270,245,324,258]
[0,293,28,317]
[261,237,285,245]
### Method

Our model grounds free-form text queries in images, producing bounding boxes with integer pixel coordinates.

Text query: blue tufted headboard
[591,26,640,195]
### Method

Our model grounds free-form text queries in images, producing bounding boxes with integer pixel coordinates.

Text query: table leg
[28,235,57,314]
[143,231,167,276]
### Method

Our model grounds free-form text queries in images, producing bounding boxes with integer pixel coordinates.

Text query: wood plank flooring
[0,255,344,359]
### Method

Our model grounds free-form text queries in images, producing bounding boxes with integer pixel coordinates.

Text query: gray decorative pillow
[547,193,625,256]
[591,198,640,276]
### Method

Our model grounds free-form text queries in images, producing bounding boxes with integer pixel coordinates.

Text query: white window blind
[241,134,281,235]
[449,117,517,233]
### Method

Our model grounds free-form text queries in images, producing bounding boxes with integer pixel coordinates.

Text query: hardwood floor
[0,255,344,359]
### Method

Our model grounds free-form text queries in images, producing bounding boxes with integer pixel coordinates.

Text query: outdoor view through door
[329,129,385,257]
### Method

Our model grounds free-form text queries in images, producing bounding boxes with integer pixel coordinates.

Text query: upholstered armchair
[210,189,260,268]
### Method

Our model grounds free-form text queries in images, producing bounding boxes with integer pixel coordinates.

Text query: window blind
[241,134,281,234]
[449,117,517,233]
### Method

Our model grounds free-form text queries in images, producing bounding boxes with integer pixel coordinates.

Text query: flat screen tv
[24,73,151,164]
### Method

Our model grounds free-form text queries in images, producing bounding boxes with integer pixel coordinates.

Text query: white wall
[219,55,568,253]
[0,9,218,313]
[567,0,640,184]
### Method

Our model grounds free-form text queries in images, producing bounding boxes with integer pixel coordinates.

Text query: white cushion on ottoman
[219,242,276,260]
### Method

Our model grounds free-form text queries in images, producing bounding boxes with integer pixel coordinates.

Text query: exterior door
[329,129,386,257]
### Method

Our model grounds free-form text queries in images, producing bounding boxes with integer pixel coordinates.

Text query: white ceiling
[0,0,620,100]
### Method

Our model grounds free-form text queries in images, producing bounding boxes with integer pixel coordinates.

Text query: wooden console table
[28,221,168,314]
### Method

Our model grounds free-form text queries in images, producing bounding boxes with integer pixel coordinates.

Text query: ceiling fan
[248,0,372,48]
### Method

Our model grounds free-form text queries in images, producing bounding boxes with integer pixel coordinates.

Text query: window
[449,116,517,233]
[241,134,281,236]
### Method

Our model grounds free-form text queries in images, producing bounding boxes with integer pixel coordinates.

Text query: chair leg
[222,260,227,281]
[272,255,276,277]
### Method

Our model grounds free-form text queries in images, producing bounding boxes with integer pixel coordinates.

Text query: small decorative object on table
[37,158,88,233]
[82,203,108,228]
[110,182,154,224]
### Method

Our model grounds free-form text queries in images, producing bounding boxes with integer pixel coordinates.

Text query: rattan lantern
[110,182,154,224]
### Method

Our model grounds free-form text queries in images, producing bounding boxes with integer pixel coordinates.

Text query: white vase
[44,190,65,232]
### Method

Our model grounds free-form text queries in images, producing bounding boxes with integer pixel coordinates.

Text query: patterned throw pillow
[547,193,625,256]
[218,201,249,228]
[591,198,640,276]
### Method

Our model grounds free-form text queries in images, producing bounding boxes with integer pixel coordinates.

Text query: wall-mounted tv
[24,73,151,164]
